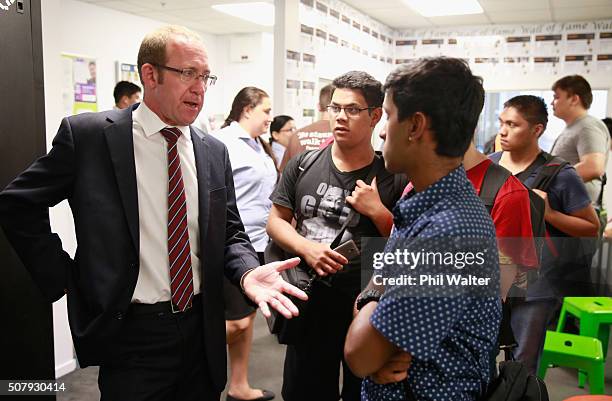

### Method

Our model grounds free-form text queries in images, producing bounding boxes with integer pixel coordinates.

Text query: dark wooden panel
[0,1,56,399]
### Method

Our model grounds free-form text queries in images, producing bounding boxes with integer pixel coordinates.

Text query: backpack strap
[597,173,606,209]
[530,152,569,192]
[515,152,548,183]
[295,148,325,189]
[283,149,326,219]
[479,162,512,213]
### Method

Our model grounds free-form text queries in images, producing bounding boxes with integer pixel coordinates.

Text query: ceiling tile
[124,0,206,12]
[171,7,224,21]
[480,0,551,13]
[365,8,432,28]
[125,0,271,12]
[428,13,492,27]
[98,1,151,14]
[488,9,553,24]
[183,19,271,34]
[182,20,228,34]
[137,11,190,25]
[343,0,406,10]
[371,15,433,28]
[551,0,612,8]
[553,5,612,21]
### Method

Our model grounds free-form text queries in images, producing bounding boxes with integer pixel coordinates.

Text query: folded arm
[345,302,405,378]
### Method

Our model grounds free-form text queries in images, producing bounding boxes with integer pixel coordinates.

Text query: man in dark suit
[0,25,305,401]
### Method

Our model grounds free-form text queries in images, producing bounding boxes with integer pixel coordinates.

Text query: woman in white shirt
[212,87,277,401]
[269,115,295,169]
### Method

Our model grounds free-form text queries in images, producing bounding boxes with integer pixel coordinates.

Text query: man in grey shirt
[550,75,609,206]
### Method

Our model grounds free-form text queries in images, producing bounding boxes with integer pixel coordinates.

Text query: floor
[57,313,612,401]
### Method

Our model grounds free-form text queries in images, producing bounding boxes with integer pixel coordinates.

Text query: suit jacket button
[130,262,137,269]
[115,312,124,320]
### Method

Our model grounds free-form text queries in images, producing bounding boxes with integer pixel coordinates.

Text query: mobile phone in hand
[333,240,360,259]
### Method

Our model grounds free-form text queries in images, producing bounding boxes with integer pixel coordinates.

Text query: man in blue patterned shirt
[345,58,502,401]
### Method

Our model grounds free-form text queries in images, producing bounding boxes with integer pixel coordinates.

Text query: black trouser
[282,282,361,401]
[98,296,219,401]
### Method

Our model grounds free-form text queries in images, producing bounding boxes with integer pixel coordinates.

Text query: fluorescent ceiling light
[211,2,274,26]
[404,0,483,17]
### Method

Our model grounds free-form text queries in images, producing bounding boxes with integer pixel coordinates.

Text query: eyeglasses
[327,105,374,117]
[153,64,217,87]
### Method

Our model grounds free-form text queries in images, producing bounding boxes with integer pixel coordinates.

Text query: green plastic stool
[538,331,605,395]
[556,297,612,387]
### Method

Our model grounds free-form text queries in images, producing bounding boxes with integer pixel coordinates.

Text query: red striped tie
[161,127,194,312]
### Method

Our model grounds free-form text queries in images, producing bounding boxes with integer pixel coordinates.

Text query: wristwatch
[355,289,382,311]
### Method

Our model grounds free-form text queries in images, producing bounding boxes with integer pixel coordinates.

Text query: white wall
[209,33,275,124]
[40,0,273,378]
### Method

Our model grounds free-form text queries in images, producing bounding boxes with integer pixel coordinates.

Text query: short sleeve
[576,124,608,157]
[548,166,591,214]
[270,154,301,212]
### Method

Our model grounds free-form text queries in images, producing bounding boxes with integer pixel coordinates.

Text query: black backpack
[400,360,549,401]
[481,361,549,401]
[483,152,570,266]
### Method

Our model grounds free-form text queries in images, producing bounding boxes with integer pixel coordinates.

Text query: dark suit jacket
[0,105,259,393]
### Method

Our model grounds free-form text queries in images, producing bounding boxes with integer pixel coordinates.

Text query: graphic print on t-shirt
[297,181,359,243]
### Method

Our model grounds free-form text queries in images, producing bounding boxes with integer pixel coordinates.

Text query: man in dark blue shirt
[490,95,599,374]
[345,58,502,401]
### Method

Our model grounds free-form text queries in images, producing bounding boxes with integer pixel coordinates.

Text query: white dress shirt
[212,122,277,252]
[271,141,286,168]
[131,102,201,303]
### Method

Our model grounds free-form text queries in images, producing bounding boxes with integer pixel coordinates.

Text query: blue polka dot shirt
[363,166,501,401]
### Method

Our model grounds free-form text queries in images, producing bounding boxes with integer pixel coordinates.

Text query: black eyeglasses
[327,105,374,117]
[153,64,217,87]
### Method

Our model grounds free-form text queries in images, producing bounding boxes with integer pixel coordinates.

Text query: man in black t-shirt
[267,71,406,401]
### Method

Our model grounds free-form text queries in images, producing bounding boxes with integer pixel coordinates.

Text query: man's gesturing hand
[242,257,309,319]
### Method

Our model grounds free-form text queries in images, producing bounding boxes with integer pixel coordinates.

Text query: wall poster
[61,53,97,116]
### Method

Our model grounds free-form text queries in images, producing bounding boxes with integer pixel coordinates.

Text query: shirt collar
[132,101,190,139]
[393,165,467,229]
[228,121,253,140]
